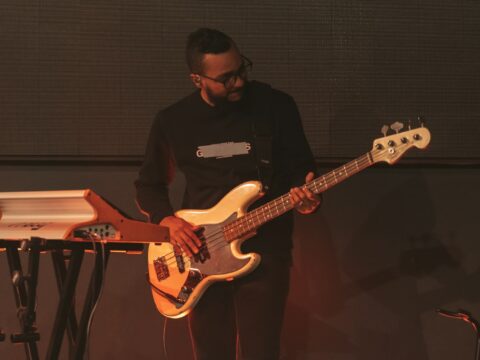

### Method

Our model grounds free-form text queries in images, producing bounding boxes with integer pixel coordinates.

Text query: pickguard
[189,213,249,276]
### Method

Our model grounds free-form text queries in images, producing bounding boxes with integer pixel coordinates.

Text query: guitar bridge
[176,269,204,305]
[174,245,185,273]
[153,256,169,280]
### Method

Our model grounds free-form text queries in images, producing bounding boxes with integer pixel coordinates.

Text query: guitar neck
[226,152,374,238]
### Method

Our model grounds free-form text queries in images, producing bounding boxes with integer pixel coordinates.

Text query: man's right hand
[159,216,202,256]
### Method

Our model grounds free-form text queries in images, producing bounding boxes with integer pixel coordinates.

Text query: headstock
[371,123,431,164]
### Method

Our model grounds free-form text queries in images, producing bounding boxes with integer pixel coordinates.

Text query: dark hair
[186,28,235,73]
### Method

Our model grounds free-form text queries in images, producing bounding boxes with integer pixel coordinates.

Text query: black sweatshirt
[135,81,316,255]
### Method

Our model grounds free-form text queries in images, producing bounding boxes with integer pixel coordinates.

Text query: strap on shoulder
[248,81,275,192]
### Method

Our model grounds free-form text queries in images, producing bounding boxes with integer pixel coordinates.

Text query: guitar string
[166,155,374,265]
[155,150,378,267]
[155,142,409,268]
[154,150,378,268]
[221,141,413,236]
[156,151,377,267]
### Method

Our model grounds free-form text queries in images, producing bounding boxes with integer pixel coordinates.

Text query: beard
[205,83,247,109]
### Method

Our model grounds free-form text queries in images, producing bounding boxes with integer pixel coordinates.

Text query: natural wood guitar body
[148,181,263,318]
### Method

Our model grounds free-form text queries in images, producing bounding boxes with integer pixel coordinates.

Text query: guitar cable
[163,316,170,360]
[84,232,107,360]
[144,274,171,359]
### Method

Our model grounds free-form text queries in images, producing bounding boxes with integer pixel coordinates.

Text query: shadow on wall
[283,208,351,358]
[282,170,479,359]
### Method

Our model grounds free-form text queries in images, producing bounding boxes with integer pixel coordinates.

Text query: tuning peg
[390,121,404,133]
[408,118,412,130]
[381,125,389,137]
[417,115,426,128]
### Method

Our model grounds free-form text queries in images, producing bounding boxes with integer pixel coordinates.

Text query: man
[135,28,320,359]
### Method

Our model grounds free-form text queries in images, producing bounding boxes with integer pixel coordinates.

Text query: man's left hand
[289,172,321,215]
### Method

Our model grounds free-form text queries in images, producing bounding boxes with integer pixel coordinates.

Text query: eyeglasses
[197,55,253,89]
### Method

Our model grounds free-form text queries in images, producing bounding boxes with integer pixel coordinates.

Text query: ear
[190,74,202,88]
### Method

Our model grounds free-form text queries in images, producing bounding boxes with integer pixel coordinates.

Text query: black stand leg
[47,243,111,360]
[51,248,79,358]
[73,247,110,359]
[46,246,85,360]
[1,238,141,359]
[6,238,42,360]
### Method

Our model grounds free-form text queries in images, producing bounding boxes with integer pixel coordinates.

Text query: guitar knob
[413,134,421,140]
[417,115,426,128]
[388,140,395,147]
[181,285,192,294]
[401,137,408,144]
[390,121,404,133]
[381,125,389,137]
[376,144,383,150]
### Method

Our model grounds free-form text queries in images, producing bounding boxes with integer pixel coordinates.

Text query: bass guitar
[148,124,431,318]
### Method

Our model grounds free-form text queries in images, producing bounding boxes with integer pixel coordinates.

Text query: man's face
[192,47,248,106]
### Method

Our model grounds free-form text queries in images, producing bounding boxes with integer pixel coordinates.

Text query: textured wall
[1,0,478,159]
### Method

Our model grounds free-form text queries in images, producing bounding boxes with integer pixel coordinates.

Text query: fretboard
[223,152,373,241]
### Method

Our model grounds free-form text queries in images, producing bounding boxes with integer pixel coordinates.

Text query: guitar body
[147,181,264,318]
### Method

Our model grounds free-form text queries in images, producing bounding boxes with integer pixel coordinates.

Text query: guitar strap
[248,81,275,193]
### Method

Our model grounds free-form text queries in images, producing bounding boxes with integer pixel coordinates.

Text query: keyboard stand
[1,238,144,360]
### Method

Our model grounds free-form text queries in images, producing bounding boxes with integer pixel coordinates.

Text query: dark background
[0,0,478,160]
[1,1,479,359]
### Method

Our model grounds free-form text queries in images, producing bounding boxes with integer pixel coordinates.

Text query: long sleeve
[135,113,175,224]
[274,93,317,187]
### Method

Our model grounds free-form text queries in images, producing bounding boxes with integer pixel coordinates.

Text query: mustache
[228,86,244,95]
[227,79,250,96]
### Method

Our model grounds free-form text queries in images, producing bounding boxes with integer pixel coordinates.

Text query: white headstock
[371,126,431,164]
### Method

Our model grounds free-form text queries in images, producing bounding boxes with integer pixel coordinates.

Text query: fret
[326,173,334,187]
[273,201,280,217]
[337,168,344,179]
[264,206,270,222]
[346,162,356,176]
[227,226,234,240]
[319,178,326,190]
[267,203,274,220]
[257,209,264,225]
[272,200,280,218]
[254,208,262,228]
[352,160,360,172]
[281,196,288,212]
[315,178,325,192]
[276,200,281,215]
[255,211,261,227]
[247,216,254,231]
[260,206,266,223]
[259,208,266,223]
